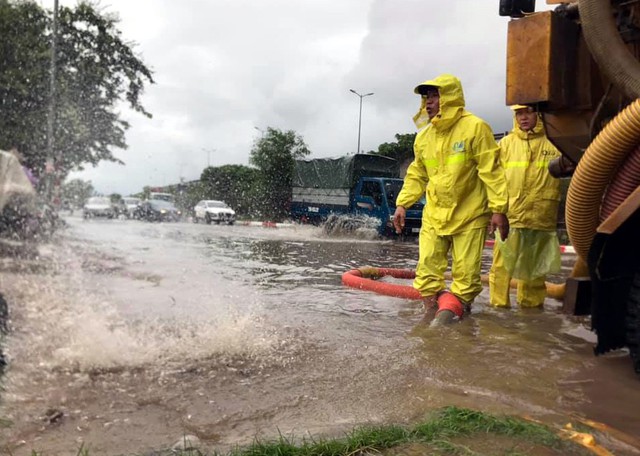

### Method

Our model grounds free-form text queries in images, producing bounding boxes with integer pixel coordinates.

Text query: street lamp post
[45,0,59,201]
[349,89,374,154]
[202,148,215,168]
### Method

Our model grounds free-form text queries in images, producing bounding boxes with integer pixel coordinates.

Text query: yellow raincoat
[498,111,561,230]
[397,74,508,303]
[489,109,562,308]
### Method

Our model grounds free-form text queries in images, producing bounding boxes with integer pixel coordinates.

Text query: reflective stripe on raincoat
[397,74,508,236]
[498,113,561,231]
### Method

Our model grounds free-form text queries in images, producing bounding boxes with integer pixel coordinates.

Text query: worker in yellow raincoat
[393,74,509,317]
[489,105,562,308]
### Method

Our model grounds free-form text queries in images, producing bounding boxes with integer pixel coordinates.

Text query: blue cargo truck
[291,154,423,237]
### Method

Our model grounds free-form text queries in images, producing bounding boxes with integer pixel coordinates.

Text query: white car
[122,197,141,218]
[83,196,115,218]
[193,200,236,225]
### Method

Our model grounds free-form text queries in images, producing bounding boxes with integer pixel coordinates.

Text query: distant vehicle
[134,199,181,222]
[122,197,141,218]
[149,192,174,203]
[291,154,423,237]
[193,200,236,225]
[83,196,115,219]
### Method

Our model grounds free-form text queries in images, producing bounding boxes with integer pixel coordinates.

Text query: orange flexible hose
[341,268,421,300]
[436,292,464,318]
[566,99,640,261]
[342,267,574,301]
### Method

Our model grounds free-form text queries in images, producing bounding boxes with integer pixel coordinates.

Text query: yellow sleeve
[396,140,428,208]
[496,136,507,166]
[474,122,508,214]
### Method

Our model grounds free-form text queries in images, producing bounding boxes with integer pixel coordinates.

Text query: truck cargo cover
[293,154,399,189]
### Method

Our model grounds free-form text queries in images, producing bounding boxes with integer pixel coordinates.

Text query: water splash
[0,243,295,377]
[321,214,381,240]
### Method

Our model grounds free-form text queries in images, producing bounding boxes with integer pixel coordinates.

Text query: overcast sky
[43,0,552,196]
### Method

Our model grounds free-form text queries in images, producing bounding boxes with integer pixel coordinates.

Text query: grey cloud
[64,0,551,194]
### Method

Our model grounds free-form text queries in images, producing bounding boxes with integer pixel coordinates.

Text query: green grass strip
[16,407,589,456]
[216,407,574,456]
[412,406,561,446]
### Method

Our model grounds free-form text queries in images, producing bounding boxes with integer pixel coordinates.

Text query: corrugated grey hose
[580,0,640,99]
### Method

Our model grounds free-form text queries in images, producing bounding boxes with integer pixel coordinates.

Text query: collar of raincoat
[511,108,545,139]
[412,74,466,132]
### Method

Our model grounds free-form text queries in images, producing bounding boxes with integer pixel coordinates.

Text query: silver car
[122,197,141,218]
[83,196,115,218]
[193,200,236,225]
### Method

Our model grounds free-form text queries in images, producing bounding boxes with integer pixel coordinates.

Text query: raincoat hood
[0,149,36,212]
[413,74,466,131]
[511,107,546,139]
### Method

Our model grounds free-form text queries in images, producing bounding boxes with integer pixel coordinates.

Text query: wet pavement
[0,215,638,455]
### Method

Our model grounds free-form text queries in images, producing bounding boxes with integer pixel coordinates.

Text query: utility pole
[45,0,59,201]
[254,126,266,138]
[202,148,215,168]
[349,89,374,154]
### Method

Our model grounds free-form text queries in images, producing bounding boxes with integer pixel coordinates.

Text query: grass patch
[166,407,591,456]
[0,417,13,429]
[11,407,598,456]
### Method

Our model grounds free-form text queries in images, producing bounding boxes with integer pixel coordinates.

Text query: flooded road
[0,216,639,455]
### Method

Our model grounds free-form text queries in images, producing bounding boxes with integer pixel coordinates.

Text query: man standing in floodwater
[393,74,509,320]
[488,105,562,309]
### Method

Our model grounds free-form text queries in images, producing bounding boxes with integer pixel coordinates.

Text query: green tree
[176,180,207,216]
[0,0,153,177]
[370,133,416,164]
[249,128,310,221]
[200,164,259,217]
[61,178,93,206]
[139,186,151,201]
[109,193,122,204]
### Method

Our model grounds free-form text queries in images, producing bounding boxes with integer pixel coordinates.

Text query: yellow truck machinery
[501,0,640,373]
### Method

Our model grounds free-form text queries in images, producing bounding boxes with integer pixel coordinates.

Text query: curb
[484,239,576,254]
[240,221,294,229]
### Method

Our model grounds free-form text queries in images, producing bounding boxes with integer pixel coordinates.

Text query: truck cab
[352,177,423,237]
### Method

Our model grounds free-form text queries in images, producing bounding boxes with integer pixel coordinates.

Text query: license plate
[411,227,420,233]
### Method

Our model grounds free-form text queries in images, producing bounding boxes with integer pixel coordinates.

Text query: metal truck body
[501,0,640,373]
[291,154,423,237]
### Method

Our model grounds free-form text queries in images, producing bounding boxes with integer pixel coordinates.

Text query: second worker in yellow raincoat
[489,105,562,308]
[393,74,509,315]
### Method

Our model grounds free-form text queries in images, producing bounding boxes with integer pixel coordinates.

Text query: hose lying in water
[342,267,568,301]
[342,267,421,300]
[544,257,589,301]
[430,291,465,327]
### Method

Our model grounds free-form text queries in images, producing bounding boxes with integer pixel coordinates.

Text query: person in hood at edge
[488,105,562,308]
[393,74,509,318]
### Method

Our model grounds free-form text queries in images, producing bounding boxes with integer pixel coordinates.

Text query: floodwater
[0,216,639,455]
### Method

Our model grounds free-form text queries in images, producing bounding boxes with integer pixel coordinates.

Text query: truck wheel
[626,272,640,374]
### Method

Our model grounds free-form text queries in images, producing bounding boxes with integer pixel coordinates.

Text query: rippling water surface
[0,216,638,455]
